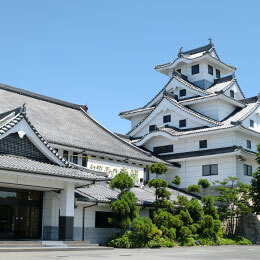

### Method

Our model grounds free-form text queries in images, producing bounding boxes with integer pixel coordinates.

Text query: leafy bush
[146,236,177,248]
[107,231,132,248]
[179,237,195,246]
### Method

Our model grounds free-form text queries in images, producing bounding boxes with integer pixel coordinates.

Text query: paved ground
[1,246,260,260]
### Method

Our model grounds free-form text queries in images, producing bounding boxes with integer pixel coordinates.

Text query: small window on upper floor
[208,65,213,75]
[191,64,199,75]
[247,140,252,149]
[153,145,173,154]
[230,90,235,98]
[82,154,88,167]
[216,69,220,79]
[250,120,254,128]
[202,164,218,176]
[179,119,186,128]
[149,125,156,132]
[73,152,78,164]
[176,69,181,74]
[63,150,68,160]
[163,115,171,123]
[199,140,208,149]
[244,164,252,176]
[179,89,186,97]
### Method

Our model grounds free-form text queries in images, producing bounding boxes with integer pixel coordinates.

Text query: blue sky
[0,0,259,134]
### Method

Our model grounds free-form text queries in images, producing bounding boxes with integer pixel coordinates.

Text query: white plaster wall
[236,157,258,185]
[243,108,260,133]
[234,132,259,153]
[131,114,148,129]
[43,191,60,227]
[224,83,244,100]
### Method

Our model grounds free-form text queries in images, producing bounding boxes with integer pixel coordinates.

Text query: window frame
[179,119,187,128]
[179,89,187,97]
[72,152,78,164]
[63,150,69,160]
[82,154,88,167]
[247,140,252,149]
[202,164,218,176]
[191,64,200,75]
[153,145,173,154]
[95,211,113,228]
[244,164,253,176]
[216,69,220,78]
[208,65,213,75]
[230,90,235,98]
[163,115,171,123]
[199,140,208,149]
[250,120,254,128]
[149,125,156,132]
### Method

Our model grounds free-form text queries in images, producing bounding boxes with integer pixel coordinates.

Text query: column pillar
[59,182,75,241]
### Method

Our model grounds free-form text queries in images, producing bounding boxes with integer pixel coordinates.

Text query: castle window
[199,140,207,149]
[153,145,173,154]
[176,69,181,74]
[149,125,156,132]
[82,154,88,167]
[179,89,186,97]
[247,140,252,149]
[72,152,78,164]
[179,119,186,128]
[250,120,254,128]
[95,211,113,228]
[230,90,235,98]
[244,164,252,176]
[63,150,68,160]
[191,64,199,75]
[163,115,171,123]
[208,65,213,75]
[202,164,218,176]
[216,69,220,78]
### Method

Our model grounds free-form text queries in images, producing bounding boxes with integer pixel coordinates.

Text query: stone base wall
[42,226,59,240]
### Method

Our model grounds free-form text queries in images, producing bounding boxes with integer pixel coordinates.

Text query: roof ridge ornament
[178,47,183,57]
[258,93,260,101]
[20,103,26,114]
[208,37,214,46]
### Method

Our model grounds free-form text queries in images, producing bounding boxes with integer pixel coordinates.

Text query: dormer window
[163,115,171,123]
[191,64,199,75]
[247,140,252,149]
[230,90,235,98]
[149,125,156,132]
[216,69,220,78]
[208,65,213,75]
[179,119,186,128]
[250,120,254,128]
[179,89,186,97]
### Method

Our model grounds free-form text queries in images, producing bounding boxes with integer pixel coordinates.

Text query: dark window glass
[247,140,252,149]
[82,154,88,167]
[199,140,207,149]
[163,115,171,123]
[63,150,68,160]
[95,211,113,228]
[176,69,181,74]
[208,65,213,75]
[179,89,186,97]
[153,145,173,154]
[202,164,218,176]
[216,69,220,78]
[149,125,156,132]
[230,90,235,98]
[73,152,78,164]
[179,119,186,128]
[191,64,199,75]
[250,120,254,128]
[244,164,253,176]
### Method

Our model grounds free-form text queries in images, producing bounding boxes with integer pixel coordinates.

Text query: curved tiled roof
[0,84,164,165]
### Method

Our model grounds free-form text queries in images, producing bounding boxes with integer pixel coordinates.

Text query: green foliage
[179,237,196,246]
[201,195,219,219]
[185,199,204,223]
[172,176,181,186]
[148,178,168,189]
[186,184,201,193]
[149,162,168,175]
[217,235,252,245]
[251,144,260,214]
[109,170,139,232]
[146,236,177,248]
[107,231,132,248]
[214,177,251,235]
[179,210,193,225]
[198,179,210,194]
[109,170,134,192]
[198,215,221,240]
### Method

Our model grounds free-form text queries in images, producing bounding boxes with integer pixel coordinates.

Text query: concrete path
[0,245,260,260]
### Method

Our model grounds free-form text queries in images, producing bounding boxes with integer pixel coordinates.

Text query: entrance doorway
[0,189,43,239]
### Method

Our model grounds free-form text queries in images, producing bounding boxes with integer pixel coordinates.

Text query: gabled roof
[206,74,245,98]
[0,106,109,181]
[0,83,164,165]
[128,95,221,136]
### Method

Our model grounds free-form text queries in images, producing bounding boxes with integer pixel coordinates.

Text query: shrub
[179,237,195,246]
[107,231,132,248]
[186,184,201,193]
[146,236,177,248]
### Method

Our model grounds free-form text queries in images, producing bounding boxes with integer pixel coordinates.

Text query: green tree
[250,144,260,214]
[149,162,168,178]
[198,179,210,195]
[214,177,251,235]
[172,176,181,187]
[109,170,139,232]
[186,184,201,193]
